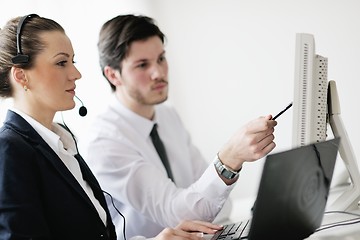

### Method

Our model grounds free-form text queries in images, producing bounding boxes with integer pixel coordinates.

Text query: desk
[307,211,360,239]
[227,195,360,240]
[307,186,360,239]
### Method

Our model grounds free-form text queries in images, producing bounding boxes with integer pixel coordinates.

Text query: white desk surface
[306,208,360,239]
[225,192,360,240]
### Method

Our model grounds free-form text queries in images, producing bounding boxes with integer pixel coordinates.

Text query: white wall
[1,0,359,204]
[151,0,360,201]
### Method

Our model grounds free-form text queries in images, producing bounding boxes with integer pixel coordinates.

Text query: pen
[272,102,293,120]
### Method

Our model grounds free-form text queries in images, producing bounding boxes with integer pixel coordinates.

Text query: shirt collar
[109,94,157,138]
[10,108,77,156]
[52,123,78,155]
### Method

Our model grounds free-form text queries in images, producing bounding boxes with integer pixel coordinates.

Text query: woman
[0,14,221,240]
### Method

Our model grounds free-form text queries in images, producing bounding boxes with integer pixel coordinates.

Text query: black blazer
[0,110,117,240]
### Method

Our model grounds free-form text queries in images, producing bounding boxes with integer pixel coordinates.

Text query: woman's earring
[24,85,28,91]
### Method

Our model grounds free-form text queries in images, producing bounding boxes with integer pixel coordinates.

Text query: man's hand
[219,115,277,172]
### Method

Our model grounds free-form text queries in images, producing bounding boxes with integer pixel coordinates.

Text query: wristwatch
[214,153,241,180]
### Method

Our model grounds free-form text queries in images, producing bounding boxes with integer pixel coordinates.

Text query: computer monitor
[292,33,328,147]
[292,33,360,211]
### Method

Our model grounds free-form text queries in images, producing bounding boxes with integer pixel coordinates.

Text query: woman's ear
[104,66,122,87]
[10,66,27,88]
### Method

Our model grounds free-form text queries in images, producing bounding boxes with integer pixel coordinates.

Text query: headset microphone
[74,95,87,117]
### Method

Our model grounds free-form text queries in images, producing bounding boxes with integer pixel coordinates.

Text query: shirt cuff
[193,163,237,202]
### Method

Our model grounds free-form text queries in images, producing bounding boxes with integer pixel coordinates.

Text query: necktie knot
[150,124,159,138]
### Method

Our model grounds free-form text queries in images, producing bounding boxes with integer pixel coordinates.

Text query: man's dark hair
[97,14,166,91]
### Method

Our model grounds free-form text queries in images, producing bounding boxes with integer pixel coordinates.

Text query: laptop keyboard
[211,220,251,240]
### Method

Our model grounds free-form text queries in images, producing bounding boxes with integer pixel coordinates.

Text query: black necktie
[150,124,174,181]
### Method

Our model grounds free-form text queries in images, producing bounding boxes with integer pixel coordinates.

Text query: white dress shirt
[10,108,107,226]
[82,96,236,239]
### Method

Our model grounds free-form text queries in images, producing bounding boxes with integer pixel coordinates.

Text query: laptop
[211,138,340,240]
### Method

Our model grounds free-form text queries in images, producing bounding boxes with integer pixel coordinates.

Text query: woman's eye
[57,61,67,66]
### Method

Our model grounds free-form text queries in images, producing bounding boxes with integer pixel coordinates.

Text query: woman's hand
[153,220,223,240]
[175,220,222,234]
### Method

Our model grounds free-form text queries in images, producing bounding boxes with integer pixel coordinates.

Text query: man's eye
[159,55,166,62]
[137,62,147,68]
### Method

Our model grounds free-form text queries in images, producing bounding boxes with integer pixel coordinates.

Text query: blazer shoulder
[0,125,29,145]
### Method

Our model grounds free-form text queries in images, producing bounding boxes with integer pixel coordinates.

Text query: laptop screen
[248,138,340,240]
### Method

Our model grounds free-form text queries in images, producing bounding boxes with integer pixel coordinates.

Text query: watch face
[215,157,238,179]
[222,169,236,179]
[222,170,234,179]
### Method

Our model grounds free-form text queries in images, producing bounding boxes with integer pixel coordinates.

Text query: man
[84,14,277,239]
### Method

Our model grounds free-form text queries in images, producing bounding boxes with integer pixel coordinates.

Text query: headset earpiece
[11,14,39,64]
[11,54,30,64]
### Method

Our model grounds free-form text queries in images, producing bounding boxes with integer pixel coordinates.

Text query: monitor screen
[248,138,340,240]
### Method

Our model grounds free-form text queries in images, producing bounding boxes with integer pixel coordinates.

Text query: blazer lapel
[3,111,97,211]
[74,154,110,214]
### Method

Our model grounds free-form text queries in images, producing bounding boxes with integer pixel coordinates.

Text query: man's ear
[104,66,122,86]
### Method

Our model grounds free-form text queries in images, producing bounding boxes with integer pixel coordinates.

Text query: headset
[11,14,39,64]
[74,95,88,117]
[11,14,88,116]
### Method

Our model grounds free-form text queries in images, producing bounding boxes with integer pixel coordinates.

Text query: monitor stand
[327,80,360,211]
